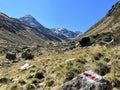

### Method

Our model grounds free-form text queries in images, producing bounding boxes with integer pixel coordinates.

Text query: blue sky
[0,0,118,32]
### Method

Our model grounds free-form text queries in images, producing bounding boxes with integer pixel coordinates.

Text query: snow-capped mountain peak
[51,28,81,39]
[19,15,44,29]
[19,15,82,40]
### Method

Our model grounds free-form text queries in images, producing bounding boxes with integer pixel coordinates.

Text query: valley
[0,1,120,90]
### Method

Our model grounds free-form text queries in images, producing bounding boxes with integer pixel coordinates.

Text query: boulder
[93,34,100,39]
[34,71,44,79]
[0,60,10,66]
[60,70,112,90]
[79,37,92,47]
[0,77,12,84]
[103,36,113,43]
[21,49,34,60]
[20,63,33,71]
[6,51,16,60]
[12,59,20,63]
[101,36,114,45]
[69,46,76,50]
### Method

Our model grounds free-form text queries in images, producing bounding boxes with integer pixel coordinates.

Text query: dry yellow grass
[0,45,120,90]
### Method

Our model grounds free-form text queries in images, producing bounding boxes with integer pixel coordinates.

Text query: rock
[37,82,44,88]
[93,34,100,39]
[12,59,20,63]
[22,46,29,50]
[6,51,16,60]
[75,42,80,47]
[37,44,42,47]
[15,48,22,53]
[18,79,26,85]
[0,60,10,66]
[60,70,112,90]
[65,58,75,62]
[21,49,34,60]
[34,71,44,79]
[20,63,33,71]
[0,77,12,84]
[103,36,113,43]
[79,37,92,47]
[69,46,76,50]
[101,36,114,45]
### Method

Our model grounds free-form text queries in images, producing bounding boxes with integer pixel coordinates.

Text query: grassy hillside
[0,44,119,90]
[76,1,120,46]
[0,1,120,90]
[0,12,64,52]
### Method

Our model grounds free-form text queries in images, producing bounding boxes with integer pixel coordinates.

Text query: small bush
[18,79,26,85]
[45,77,54,87]
[10,83,19,90]
[31,78,39,85]
[95,63,111,76]
[7,82,23,90]
[64,68,80,82]
[26,84,36,90]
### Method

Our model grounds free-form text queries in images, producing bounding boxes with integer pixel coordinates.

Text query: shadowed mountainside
[0,12,65,50]
[19,15,80,40]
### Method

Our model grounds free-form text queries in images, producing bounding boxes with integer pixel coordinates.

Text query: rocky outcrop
[60,70,111,90]
[79,37,92,47]
[0,77,12,84]
[6,51,16,60]
[21,49,34,60]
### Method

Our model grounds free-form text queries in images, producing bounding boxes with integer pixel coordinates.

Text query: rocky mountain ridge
[51,28,81,39]
[0,12,65,52]
[19,15,81,40]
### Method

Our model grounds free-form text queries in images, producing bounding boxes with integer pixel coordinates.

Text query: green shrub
[45,77,54,87]
[95,62,110,76]
[31,78,39,85]
[10,83,18,90]
[26,84,36,90]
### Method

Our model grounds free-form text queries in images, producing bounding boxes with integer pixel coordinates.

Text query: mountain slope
[20,15,70,41]
[19,15,78,41]
[19,15,51,34]
[51,28,81,39]
[77,1,120,45]
[0,12,64,50]
[19,15,45,29]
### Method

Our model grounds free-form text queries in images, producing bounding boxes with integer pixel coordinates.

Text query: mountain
[19,15,81,40]
[0,2,120,90]
[51,28,81,39]
[19,15,69,41]
[77,1,120,46]
[19,15,47,31]
[0,12,65,50]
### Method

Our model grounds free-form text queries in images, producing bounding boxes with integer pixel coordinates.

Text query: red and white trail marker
[82,70,102,82]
